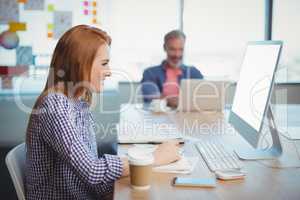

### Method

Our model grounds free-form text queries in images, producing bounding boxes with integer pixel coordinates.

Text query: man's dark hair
[164,30,186,49]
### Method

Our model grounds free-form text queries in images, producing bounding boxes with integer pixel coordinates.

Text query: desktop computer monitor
[229,41,283,160]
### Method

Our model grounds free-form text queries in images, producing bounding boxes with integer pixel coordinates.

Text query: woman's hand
[153,140,181,166]
[120,140,181,176]
[166,96,179,108]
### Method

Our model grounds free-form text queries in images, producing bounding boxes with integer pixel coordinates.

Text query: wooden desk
[114,104,300,200]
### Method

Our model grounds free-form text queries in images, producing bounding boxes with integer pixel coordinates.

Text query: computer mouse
[215,170,245,180]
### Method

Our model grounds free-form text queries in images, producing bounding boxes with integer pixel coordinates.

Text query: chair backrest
[5,143,26,200]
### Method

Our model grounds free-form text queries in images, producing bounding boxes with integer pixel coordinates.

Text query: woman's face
[90,44,111,92]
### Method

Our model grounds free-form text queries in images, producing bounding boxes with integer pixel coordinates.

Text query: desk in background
[114,104,300,200]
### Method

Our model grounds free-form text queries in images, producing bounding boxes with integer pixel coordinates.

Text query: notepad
[154,156,199,174]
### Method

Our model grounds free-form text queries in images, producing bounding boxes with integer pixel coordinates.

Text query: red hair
[45,24,111,103]
[26,25,111,143]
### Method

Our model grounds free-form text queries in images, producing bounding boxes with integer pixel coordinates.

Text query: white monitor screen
[231,43,281,131]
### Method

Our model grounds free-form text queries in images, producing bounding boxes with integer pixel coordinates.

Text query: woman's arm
[39,95,123,186]
[120,157,129,177]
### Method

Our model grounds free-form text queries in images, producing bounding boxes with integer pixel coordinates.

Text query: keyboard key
[196,140,243,172]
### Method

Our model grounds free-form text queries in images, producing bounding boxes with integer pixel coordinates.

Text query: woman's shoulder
[38,92,89,113]
[38,92,72,112]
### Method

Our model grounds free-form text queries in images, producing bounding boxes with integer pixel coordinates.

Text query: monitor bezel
[229,40,283,148]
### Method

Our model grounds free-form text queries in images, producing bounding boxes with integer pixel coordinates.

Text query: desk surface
[114,104,300,200]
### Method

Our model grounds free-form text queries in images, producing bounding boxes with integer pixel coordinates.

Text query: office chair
[5,143,26,200]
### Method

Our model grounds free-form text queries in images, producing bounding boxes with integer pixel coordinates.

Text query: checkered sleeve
[39,95,123,186]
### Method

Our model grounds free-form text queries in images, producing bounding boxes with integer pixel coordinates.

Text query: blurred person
[141,30,203,108]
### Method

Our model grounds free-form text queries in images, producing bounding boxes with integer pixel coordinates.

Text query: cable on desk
[256,132,300,169]
[259,129,272,150]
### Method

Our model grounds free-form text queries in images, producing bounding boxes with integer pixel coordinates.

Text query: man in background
[141,30,203,107]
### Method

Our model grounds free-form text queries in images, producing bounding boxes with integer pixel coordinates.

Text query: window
[101,0,180,82]
[0,0,298,94]
[183,0,265,80]
[273,0,300,83]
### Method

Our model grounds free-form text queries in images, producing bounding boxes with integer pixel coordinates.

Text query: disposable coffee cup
[150,99,167,112]
[128,149,154,190]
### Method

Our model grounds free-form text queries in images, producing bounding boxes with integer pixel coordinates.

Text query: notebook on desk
[118,135,185,144]
[117,124,184,144]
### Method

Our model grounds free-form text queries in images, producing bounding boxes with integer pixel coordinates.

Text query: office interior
[0,0,300,199]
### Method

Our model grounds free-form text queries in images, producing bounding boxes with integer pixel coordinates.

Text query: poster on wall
[0,0,19,24]
[16,46,33,65]
[0,0,100,91]
[53,11,73,39]
[24,0,45,11]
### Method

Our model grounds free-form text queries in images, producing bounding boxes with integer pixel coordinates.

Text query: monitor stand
[235,106,300,168]
[235,106,283,160]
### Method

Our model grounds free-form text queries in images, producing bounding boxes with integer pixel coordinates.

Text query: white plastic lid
[128,147,154,166]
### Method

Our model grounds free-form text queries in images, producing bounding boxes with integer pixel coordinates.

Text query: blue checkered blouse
[25,93,123,199]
